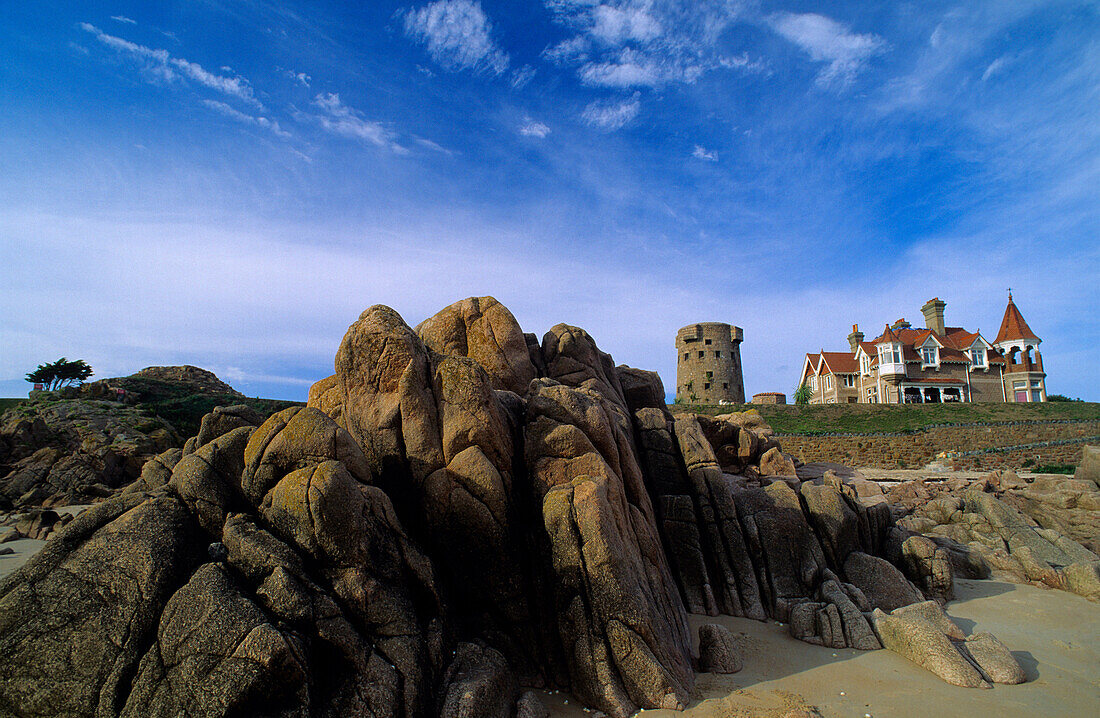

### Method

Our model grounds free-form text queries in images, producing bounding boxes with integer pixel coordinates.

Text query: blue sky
[2,0,1098,402]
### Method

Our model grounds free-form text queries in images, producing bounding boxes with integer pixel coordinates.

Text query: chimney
[921,297,946,335]
[847,323,864,352]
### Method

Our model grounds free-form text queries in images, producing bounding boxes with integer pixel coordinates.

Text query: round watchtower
[676,323,745,404]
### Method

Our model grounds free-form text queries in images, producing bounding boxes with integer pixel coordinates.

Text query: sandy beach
[537,578,1100,718]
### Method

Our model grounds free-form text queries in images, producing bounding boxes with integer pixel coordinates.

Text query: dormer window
[810,375,818,391]
[861,356,871,375]
[921,346,938,367]
[970,348,985,367]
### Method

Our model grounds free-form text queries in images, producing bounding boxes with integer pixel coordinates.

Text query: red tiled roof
[995,297,1039,344]
[819,351,859,374]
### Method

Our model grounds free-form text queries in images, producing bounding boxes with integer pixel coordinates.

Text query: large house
[798,295,1047,404]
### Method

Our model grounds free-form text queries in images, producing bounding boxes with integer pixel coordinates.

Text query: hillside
[0,366,302,509]
[671,401,1100,435]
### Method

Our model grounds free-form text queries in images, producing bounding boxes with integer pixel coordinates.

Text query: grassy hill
[670,401,1100,435]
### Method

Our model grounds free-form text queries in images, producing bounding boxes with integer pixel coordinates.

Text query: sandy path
[539,579,1100,718]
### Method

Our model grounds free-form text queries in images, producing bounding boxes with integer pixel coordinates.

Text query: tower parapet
[675,323,745,404]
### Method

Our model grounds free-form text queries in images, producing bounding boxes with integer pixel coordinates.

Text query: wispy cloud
[519,119,551,138]
[309,93,405,153]
[511,64,536,89]
[110,16,136,25]
[203,100,291,138]
[692,145,717,161]
[80,23,260,107]
[581,92,640,131]
[402,0,509,75]
[769,12,885,89]
[285,69,311,87]
[981,55,1010,82]
[544,1,758,90]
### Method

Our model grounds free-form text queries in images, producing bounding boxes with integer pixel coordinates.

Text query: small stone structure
[752,392,786,405]
[676,322,745,404]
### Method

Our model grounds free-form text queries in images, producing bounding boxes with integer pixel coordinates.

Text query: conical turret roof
[995,294,1039,344]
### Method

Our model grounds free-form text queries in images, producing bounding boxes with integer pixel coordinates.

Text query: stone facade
[675,322,745,404]
[752,392,787,405]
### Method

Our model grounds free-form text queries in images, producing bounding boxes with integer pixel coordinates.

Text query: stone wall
[777,420,1100,469]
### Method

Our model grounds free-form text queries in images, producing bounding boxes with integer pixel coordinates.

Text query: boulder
[1076,445,1100,489]
[438,642,517,718]
[843,551,924,611]
[697,623,742,673]
[870,609,987,688]
[959,632,1026,685]
[890,600,964,640]
[758,447,797,477]
[515,690,550,718]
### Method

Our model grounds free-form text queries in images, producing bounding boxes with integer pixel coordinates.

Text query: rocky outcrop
[0,400,178,510]
[132,365,244,397]
[1,296,1020,717]
[697,624,742,674]
[891,472,1100,601]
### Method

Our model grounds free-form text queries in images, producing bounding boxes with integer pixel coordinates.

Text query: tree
[25,358,93,391]
[794,382,811,405]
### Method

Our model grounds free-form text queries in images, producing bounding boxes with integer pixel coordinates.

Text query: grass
[0,398,25,412]
[668,401,1100,434]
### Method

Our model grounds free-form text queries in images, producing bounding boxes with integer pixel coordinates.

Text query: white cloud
[309,93,405,153]
[770,12,885,89]
[511,64,536,89]
[403,0,509,75]
[80,23,260,107]
[544,1,754,90]
[519,119,551,138]
[110,16,136,25]
[202,100,291,138]
[981,55,1010,82]
[692,145,717,161]
[581,92,640,131]
[284,69,311,87]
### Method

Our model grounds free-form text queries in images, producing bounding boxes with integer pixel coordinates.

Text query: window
[1013,381,1025,390]
[683,352,689,361]
[921,346,938,366]
[879,344,901,364]
[704,383,710,390]
[861,356,871,375]
[843,375,855,387]
[825,375,833,390]
[722,382,728,389]
[970,348,985,367]
[704,339,712,345]
[1031,380,1042,388]
[715,351,721,358]
[698,351,704,358]
[810,376,818,390]
[706,371,713,379]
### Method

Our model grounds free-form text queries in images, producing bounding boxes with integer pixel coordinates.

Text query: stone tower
[676,323,745,404]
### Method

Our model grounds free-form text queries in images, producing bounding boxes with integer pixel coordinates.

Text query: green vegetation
[0,398,26,412]
[1033,463,1077,474]
[793,383,811,405]
[1047,394,1082,402]
[668,401,1100,435]
[147,394,301,437]
[25,358,93,390]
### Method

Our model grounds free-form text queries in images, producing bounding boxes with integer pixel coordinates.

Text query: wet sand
[540,579,1100,718]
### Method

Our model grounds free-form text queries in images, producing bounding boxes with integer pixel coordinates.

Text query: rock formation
[0,297,1029,718]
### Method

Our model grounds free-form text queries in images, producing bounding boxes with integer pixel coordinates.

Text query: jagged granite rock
[416,296,538,397]
[844,551,925,611]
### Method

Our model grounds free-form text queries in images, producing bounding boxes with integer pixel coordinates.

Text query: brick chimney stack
[921,298,947,336]
[847,324,864,353]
